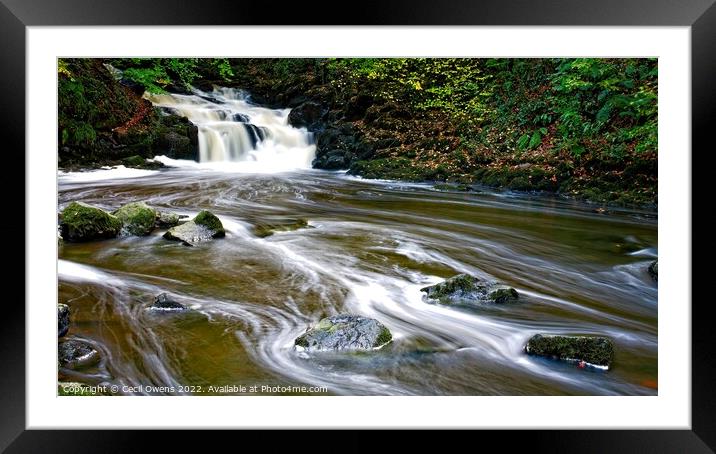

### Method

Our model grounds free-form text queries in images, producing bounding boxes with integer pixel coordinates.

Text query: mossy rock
[253,219,309,238]
[163,210,224,246]
[294,314,392,351]
[113,202,156,236]
[648,260,658,281]
[121,155,146,167]
[420,274,520,305]
[194,210,225,236]
[60,201,122,242]
[421,274,476,300]
[488,287,519,304]
[525,334,614,369]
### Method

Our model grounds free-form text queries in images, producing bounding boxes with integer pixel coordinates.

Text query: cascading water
[145,87,316,171]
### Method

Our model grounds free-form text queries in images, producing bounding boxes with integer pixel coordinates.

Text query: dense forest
[58,58,657,206]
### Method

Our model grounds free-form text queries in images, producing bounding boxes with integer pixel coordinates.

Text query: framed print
[3,0,712,451]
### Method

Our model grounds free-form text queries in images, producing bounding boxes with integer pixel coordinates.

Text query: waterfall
[145,87,316,171]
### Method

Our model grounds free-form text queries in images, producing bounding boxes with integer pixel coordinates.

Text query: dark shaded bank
[58,59,199,168]
[58,58,657,208]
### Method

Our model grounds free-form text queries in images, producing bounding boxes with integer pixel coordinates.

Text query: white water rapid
[145,87,316,172]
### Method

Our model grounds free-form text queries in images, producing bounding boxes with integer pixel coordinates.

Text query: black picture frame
[2,0,711,451]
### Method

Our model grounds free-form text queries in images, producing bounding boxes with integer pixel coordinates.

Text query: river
[57,87,658,395]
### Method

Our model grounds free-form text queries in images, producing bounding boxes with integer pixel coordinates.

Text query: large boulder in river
[648,260,658,281]
[113,202,156,236]
[60,202,122,242]
[420,274,519,305]
[295,314,392,352]
[58,304,70,337]
[163,210,225,246]
[525,334,614,369]
[287,101,327,131]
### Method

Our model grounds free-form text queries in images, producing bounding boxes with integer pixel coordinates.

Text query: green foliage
[549,58,658,158]
[327,58,493,124]
[112,58,198,93]
[58,59,72,78]
[61,121,96,146]
[110,58,240,93]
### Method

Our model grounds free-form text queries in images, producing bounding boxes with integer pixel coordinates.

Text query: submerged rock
[58,304,70,337]
[60,201,123,242]
[420,274,519,305]
[648,260,658,281]
[148,293,186,311]
[295,314,392,352]
[253,219,309,238]
[58,339,100,368]
[113,202,157,236]
[163,210,225,246]
[525,334,614,369]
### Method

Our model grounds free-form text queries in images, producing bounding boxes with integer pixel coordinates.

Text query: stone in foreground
[113,201,157,236]
[253,219,309,238]
[148,293,186,311]
[420,274,519,305]
[163,210,225,246]
[648,260,658,281]
[58,304,70,337]
[524,334,614,369]
[295,314,392,352]
[58,339,100,369]
[60,201,123,242]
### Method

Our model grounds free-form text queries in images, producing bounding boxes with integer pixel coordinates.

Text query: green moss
[434,183,471,192]
[113,202,156,236]
[193,210,225,237]
[122,155,146,167]
[349,158,431,181]
[374,326,393,347]
[488,287,519,304]
[508,176,531,191]
[294,335,309,348]
[421,274,476,301]
[60,201,122,242]
[253,219,309,238]
[525,334,614,368]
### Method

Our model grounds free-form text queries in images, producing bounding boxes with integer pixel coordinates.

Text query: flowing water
[58,88,658,396]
